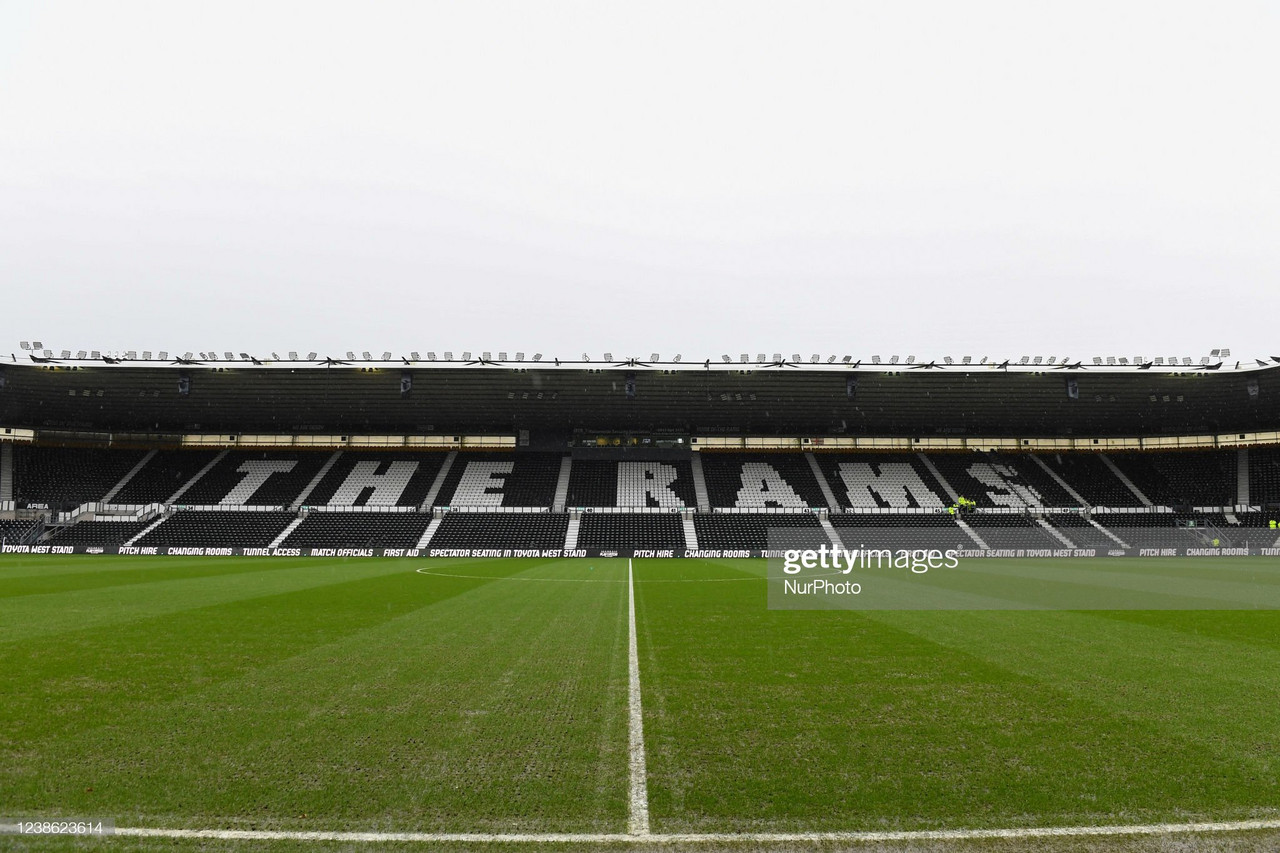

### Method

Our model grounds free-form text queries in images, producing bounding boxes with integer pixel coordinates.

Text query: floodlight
[962,356,971,364]
[1093,357,1103,365]
[907,355,916,364]
[757,354,766,363]
[980,356,988,364]
[381,351,392,361]
[516,352,524,361]
[1201,356,1210,365]
[604,353,613,362]
[483,351,492,361]
[33,341,43,349]
[842,355,852,363]
[673,354,681,363]
[239,352,249,360]
[182,352,193,360]
[650,353,660,362]
[811,354,819,363]
[581,353,590,361]
[63,350,72,359]
[1182,357,1192,365]
[1210,348,1220,357]
[42,350,52,358]
[498,352,507,361]
[159,352,168,360]
[288,351,298,360]
[362,351,371,360]
[533,353,542,361]
[791,354,800,363]
[76,350,86,359]
[889,355,899,364]
[721,355,731,363]
[1221,348,1231,357]
[944,356,953,364]
[1119,357,1129,365]
[740,354,748,363]
[444,352,453,360]
[772,353,781,362]
[221,352,231,360]
[346,351,356,360]
[872,355,881,364]
[1047,356,1056,364]
[1019,356,1030,364]
[1106,357,1116,365]
[463,351,472,361]
[19,342,28,350]
[1154,357,1164,365]
[827,355,836,363]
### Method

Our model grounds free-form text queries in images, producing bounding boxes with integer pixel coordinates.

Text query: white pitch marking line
[111,818,1280,844]
[627,557,651,837]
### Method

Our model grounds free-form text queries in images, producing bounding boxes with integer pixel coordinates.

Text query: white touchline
[627,557,651,836]
[111,819,1280,844]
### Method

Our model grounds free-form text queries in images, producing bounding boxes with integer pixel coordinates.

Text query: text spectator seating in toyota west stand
[303,452,446,507]
[434,453,562,508]
[45,519,155,545]
[700,454,828,509]
[576,513,685,551]
[692,513,825,551]
[177,452,331,506]
[814,455,951,509]
[13,446,147,510]
[112,449,222,504]
[566,459,697,508]
[427,512,569,550]
[135,511,296,547]
[281,512,433,548]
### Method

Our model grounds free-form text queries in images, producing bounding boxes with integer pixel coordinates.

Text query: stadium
[4,351,1280,850]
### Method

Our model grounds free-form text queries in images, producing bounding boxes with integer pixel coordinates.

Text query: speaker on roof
[400,371,412,398]
[1066,378,1079,400]
[178,371,190,396]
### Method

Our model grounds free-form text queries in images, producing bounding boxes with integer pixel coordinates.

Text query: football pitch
[3,554,1280,851]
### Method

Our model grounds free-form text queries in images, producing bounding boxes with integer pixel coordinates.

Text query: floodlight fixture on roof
[889,355,899,364]
[289,351,299,360]
[604,353,613,362]
[828,355,837,363]
[944,356,953,364]
[811,354,819,363]
[482,351,492,361]
[462,351,472,361]
[906,355,916,364]
[673,354,682,363]
[158,352,168,360]
[721,354,732,363]
[1019,356,1030,364]
[346,351,356,360]
[33,341,43,349]
[650,353,659,362]
[962,356,971,364]
[239,352,250,360]
[221,352,232,360]
[516,352,524,361]
[872,355,881,364]
[1092,357,1102,365]
[125,351,136,360]
[361,351,371,360]
[740,354,748,363]
[19,341,28,350]
[756,354,766,363]
[581,353,590,362]
[791,354,800,363]
[1182,357,1192,365]
[182,352,193,360]
[533,353,543,361]
[772,353,781,362]
[381,351,392,361]
[306,352,317,361]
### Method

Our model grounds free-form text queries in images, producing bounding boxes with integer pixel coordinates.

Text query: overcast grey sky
[1,1,1276,363]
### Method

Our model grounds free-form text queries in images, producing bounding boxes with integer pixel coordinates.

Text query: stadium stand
[700,454,828,508]
[280,512,433,548]
[303,452,446,507]
[1044,513,1120,550]
[13,446,147,509]
[830,513,969,551]
[45,519,154,545]
[434,453,562,508]
[962,513,1065,549]
[1107,451,1237,507]
[693,513,825,550]
[1035,454,1144,507]
[112,449,222,504]
[926,453,1078,508]
[1249,448,1280,507]
[135,510,296,547]
[577,513,685,551]
[815,455,951,509]
[428,512,569,550]
[177,452,331,506]
[566,458,697,508]
[0,518,41,544]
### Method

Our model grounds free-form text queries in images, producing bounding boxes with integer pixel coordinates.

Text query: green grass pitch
[3,554,1280,850]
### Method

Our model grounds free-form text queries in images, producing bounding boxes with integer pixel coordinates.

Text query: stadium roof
[2,359,1277,439]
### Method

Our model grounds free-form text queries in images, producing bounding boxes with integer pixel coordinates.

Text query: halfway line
[627,557,650,836]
